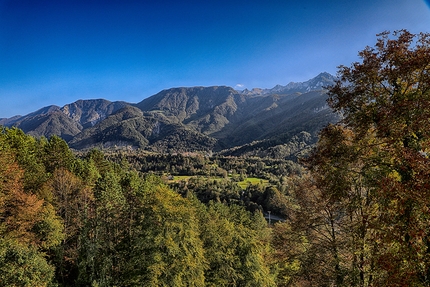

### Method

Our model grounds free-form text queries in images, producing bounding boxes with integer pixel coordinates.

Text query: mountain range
[0,72,339,159]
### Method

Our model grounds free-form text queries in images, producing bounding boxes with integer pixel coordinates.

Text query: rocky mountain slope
[0,73,339,158]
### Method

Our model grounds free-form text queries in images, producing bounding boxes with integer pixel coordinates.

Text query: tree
[198,202,276,287]
[1,127,48,196]
[0,134,62,286]
[126,181,207,287]
[47,168,91,285]
[304,126,381,286]
[44,136,74,174]
[82,171,126,287]
[323,30,430,286]
[0,237,55,287]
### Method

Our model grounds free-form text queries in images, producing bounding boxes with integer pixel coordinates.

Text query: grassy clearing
[237,177,269,189]
[167,174,269,189]
[169,175,192,182]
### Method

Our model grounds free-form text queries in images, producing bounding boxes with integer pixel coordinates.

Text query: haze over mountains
[1,72,339,158]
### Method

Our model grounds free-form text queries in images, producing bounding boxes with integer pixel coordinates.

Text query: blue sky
[1,0,430,118]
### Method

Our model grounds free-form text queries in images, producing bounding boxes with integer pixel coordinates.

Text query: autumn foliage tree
[303,30,430,286]
[0,131,63,286]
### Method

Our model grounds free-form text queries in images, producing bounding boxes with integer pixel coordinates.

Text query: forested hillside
[0,128,278,286]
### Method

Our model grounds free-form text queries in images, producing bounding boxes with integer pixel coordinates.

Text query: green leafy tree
[126,181,207,286]
[44,136,74,174]
[198,202,276,287]
[0,238,55,287]
[84,171,126,287]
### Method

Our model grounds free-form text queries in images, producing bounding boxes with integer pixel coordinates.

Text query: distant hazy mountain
[240,72,335,96]
[0,73,339,158]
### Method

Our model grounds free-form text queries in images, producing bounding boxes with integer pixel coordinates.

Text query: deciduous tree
[323,30,430,286]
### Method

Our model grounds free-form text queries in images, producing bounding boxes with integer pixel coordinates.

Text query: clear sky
[1,0,430,118]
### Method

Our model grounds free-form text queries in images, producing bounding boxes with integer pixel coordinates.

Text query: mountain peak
[311,72,336,84]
